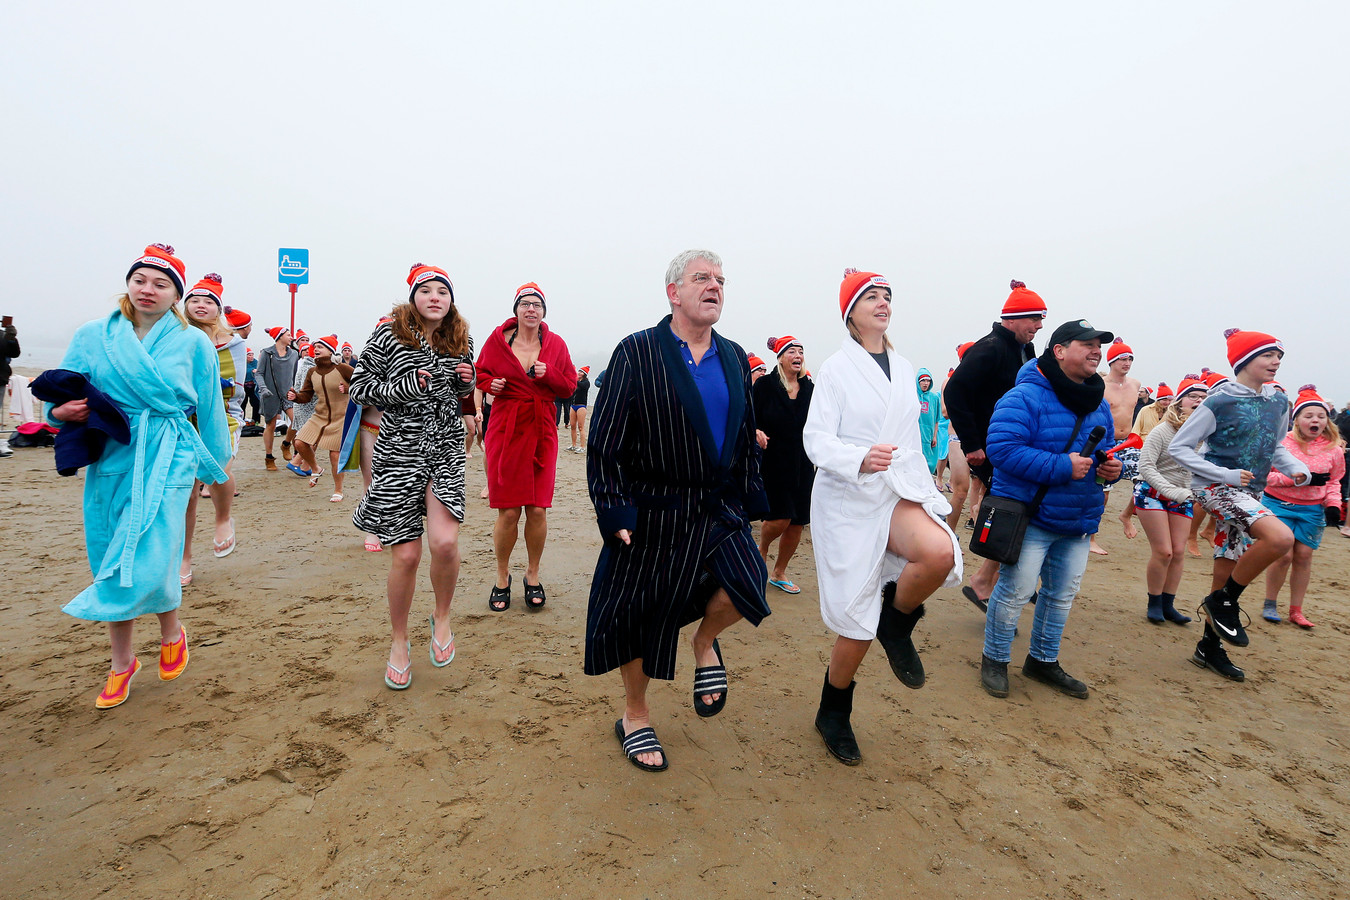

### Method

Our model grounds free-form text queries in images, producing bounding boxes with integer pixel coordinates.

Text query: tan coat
[294,360,354,451]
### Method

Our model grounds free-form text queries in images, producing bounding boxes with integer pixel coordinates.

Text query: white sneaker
[0,439,11,458]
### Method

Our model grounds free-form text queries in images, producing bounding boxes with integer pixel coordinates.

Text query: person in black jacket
[942,280,1046,608]
[754,335,815,593]
[0,318,18,458]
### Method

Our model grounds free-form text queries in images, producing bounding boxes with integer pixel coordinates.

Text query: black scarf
[1037,349,1105,416]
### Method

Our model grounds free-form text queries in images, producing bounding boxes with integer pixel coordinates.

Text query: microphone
[1080,425,1107,459]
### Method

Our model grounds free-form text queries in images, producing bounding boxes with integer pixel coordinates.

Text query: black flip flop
[489,575,511,612]
[615,719,668,772]
[524,580,546,611]
[962,586,989,613]
[692,639,728,718]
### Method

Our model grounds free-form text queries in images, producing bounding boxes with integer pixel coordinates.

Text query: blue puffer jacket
[987,359,1118,535]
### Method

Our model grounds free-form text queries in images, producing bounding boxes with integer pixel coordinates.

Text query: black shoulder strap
[1028,414,1087,516]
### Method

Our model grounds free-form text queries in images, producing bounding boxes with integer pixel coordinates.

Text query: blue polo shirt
[672,326,729,455]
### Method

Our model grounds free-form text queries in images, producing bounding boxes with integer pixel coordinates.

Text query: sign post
[277,248,310,335]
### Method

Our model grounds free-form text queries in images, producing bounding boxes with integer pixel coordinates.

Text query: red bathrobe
[476,318,577,508]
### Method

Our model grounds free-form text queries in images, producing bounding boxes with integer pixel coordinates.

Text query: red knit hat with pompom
[1200,367,1229,389]
[839,268,890,321]
[224,306,251,328]
[767,335,802,357]
[513,282,545,315]
[746,354,767,373]
[1177,374,1208,399]
[1106,337,1133,363]
[1224,327,1283,372]
[1155,382,1173,400]
[407,263,454,302]
[1293,384,1330,417]
[127,243,187,297]
[187,273,224,307]
[1001,280,1047,319]
[956,341,975,361]
[313,334,339,354]
[266,326,290,341]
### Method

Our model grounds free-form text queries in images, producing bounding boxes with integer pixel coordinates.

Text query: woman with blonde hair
[753,334,814,594]
[50,244,231,708]
[180,274,244,584]
[1135,375,1206,624]
[350,265,476,690]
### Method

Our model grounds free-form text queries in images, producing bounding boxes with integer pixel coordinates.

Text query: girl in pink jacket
[1261,385,1346,627]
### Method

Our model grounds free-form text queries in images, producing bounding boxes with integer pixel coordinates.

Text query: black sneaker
[1190,641,1245,682]
[980,654,1009,698]
[1022,655,1089,699]
[1201,591,1249,647]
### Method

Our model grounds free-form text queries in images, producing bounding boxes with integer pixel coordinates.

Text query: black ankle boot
[1022,655,1089,699]
[815,670,861,766]
[1160,592,1191,624]
[876,583,925,689]
[981,654,1009,697]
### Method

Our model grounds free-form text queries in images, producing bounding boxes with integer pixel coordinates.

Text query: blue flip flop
[285,462,313,477]
[768,579,801,594]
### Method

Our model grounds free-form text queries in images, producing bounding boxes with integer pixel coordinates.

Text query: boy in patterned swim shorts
[1169,329,1310,682]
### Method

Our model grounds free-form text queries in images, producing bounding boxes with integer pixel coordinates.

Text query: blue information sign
[278,248,310,285]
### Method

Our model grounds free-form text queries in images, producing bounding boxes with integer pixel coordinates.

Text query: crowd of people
[34,244,1349,775]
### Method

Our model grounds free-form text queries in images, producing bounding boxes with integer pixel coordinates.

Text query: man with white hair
[584,249,770,773]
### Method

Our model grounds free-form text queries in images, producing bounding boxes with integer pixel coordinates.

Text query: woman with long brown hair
[350,265,476,690]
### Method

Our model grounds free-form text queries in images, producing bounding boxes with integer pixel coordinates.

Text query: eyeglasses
[687,272,725,286]
[517,300,544,310]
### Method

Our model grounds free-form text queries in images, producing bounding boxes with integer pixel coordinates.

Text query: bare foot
[479,485,490,500]
[1120,513,1138,540]
[691,635,723,707]
[620,714,664,769]
[1186,539,1202,558]
[1089,537,1108,556]
[386,641,411,687]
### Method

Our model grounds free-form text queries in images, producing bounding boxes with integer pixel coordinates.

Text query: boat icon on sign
[279,255,308,278]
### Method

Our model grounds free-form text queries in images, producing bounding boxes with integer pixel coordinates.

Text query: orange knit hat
[513,282,546,315]
[767,335,802,357]
[1001,280,1047,319]
[839,268,890,321]
[1155,382,1173,400]
[127,243,186,297]
[956,341,975,361]
[746,354,767,373]
[1200,367,1229,389]
[266,326,289,341]
[407,263,454,302]
[1224,327,1283,373]
[224,306,251,328]
[1106,337,1133,363]
[1293,384,1330,417]
[1177,374,1208,399]
[313,334,339,354]
[186,273,224,307]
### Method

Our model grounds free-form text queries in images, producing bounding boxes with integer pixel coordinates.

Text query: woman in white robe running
[803,268,962,766]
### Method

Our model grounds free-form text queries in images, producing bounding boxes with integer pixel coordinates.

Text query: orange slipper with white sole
[96,657,142,709]
[160,625,189,681]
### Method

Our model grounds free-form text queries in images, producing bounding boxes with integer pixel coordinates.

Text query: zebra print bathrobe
[349,322,475,545]
[584,316,770,681]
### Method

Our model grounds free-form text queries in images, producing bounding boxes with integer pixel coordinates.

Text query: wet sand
[2,425,1348,899]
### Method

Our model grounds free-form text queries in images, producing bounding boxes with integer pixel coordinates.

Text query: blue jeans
[982,523,1090,664]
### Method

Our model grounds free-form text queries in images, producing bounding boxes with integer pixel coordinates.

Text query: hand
[455,362,473,380]
[490,377,507,394]
[1069,453,1093,480]
[965,449,987,466]
[51,399,89,423]
[531,361,547,380]
[1097,456,1123,481]
[930,437,937,448]
[286,389,297,401]
[475,411,483,421]
[756,429,768,450]
[860,444,898,474]
[615,529,632,545]
[1238,469,1255,487]
[338,383,347,394]
[416,369,433,391]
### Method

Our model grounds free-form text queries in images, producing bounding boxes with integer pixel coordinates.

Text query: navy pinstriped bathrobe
[585,315,771,681]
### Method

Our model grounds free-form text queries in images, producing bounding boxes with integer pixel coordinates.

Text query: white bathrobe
[803,338,963,640]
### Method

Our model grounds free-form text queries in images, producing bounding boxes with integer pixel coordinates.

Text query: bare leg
[522,505,548,584]
[1119,496,1138,539]
[1231,516,1295,585]
[885,499,956,613]
[295,439,319,475]
[1163,513,1191,594]
[181,486,199,578]
[770,525,804,582]
[828,636,871,687]
[618,659,662,768]
[329,450,344,496]
[1138,508,1173,594]
[208,462,234,548]
[577,408,587,449]
[759,518,789,563]
[426,482,461,659]
[109,620,135,673]
[1264,546,1293,604]
[691,589,745,706]
[1187,507,1208,557]
[492,507,522,589]
[263,414,279,455]
[385,536,423,687]
[1287,542,1315,624]
[945,450,970,532]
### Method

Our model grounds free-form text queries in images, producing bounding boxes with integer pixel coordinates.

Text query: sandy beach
[2,397,1348,899]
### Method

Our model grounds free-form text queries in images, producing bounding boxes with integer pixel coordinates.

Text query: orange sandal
[96,657,142,709]
[160,625,189,681]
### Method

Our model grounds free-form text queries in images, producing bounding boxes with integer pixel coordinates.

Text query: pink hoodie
[1265,433,1344,507]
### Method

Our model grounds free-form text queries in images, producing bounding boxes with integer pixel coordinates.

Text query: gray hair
[664,249,723,288]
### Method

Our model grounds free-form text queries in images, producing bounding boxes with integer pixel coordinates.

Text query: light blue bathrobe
[52,310,231,621]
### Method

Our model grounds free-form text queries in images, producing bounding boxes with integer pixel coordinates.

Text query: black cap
[1047,318,1114,348]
